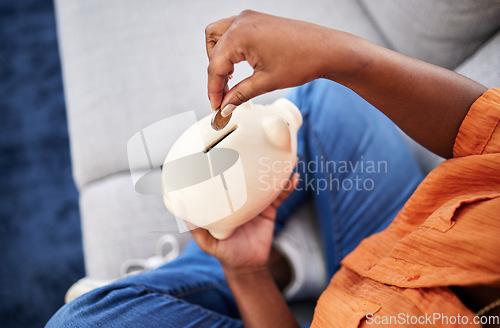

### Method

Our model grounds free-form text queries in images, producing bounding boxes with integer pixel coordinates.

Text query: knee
[46,284,148,327]
[46,290,102,327]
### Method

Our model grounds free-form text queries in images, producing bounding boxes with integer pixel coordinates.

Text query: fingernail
[221,104,236,117]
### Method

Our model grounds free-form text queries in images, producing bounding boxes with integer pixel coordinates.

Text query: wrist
[319,29,371,83]
[223,264,271,282]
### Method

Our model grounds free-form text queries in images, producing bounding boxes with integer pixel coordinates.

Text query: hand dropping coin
[211,107,232,131]
[211,74,233,131]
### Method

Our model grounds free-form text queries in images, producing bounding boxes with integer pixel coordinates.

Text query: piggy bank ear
[262,116,292,152]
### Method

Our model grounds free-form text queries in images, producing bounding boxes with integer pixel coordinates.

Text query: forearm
[322,31,487,158]
[223,266,299,328]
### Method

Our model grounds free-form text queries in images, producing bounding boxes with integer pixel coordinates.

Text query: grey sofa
[55,0,500,311]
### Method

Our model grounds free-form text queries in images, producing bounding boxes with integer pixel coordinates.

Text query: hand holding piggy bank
[161,98,302,239]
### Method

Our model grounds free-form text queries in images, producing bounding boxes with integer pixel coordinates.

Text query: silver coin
[211,108,232,131]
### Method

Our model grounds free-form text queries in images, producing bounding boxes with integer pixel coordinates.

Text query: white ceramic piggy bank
[161,98,302,239]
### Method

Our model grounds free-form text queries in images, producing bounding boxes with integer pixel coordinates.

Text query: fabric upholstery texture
[359,0,500,69]
[455,31,500,89]
[80,173,191,280]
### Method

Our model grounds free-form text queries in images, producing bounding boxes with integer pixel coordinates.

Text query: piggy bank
[161,98,302,239]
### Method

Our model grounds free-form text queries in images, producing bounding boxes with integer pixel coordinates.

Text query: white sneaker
[120,234,180,277]
[65,234,180,303]
[65,277,112,303]
[273,201,328,301]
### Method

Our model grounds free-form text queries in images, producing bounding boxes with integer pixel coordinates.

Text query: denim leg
[46,242,242,328]
[278,80,423,278]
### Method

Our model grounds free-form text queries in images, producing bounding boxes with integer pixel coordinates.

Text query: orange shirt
[312,88,500,328]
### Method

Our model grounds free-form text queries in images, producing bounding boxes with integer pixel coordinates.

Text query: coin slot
[204,125,238,153]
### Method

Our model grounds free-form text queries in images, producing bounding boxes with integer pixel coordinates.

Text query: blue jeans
[47,80,423,327]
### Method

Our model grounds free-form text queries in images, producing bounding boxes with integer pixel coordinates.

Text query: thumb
[190,226,217,254]
[220,72,271,117]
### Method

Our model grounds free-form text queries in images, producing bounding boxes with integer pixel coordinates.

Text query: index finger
[190,226,217,253]
[207,48,235,110]
[205,16,236,58]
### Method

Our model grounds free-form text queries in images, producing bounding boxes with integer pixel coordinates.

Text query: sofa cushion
[358,0,500,69]
[455,31,500,89]
[79,173,191,280]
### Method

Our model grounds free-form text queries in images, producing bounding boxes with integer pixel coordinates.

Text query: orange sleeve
[453,88,500,157]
